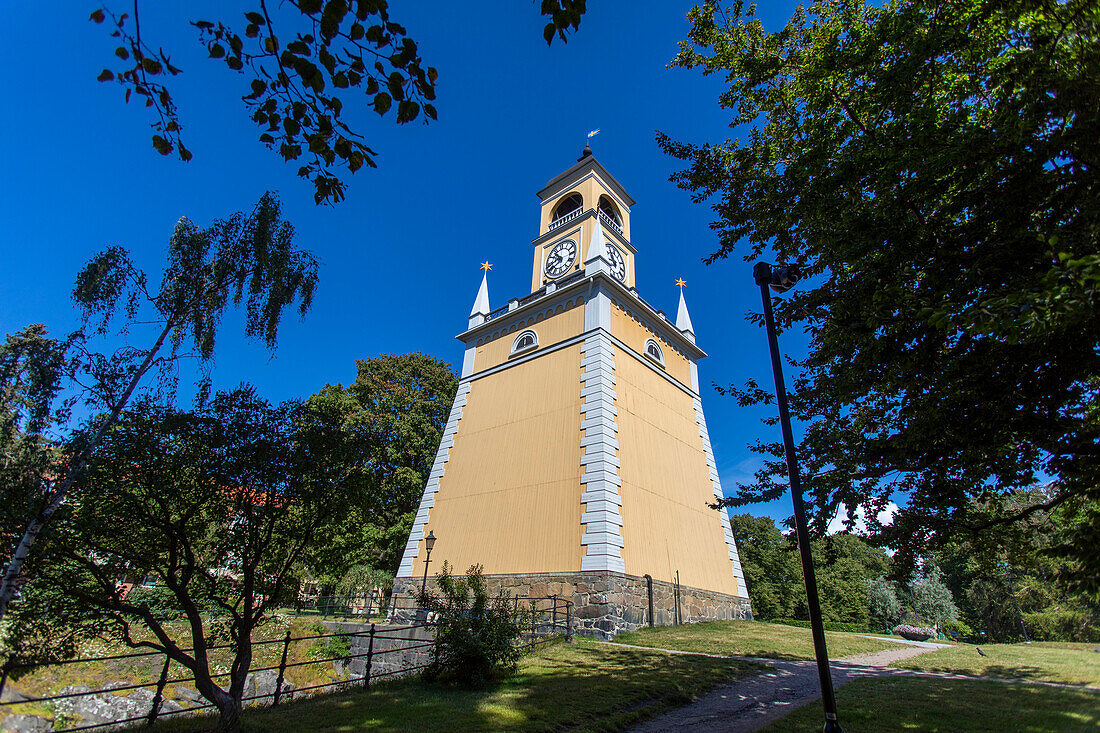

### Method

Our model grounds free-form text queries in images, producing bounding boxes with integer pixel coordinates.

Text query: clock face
[607,245,626,282]
[544,239,578,278]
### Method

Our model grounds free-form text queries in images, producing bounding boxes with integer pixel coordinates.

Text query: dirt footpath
[621,641,946,732]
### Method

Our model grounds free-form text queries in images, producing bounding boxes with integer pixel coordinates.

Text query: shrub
[418,562,526,686]
[1022,609,1099,642]
[768,618,869,633]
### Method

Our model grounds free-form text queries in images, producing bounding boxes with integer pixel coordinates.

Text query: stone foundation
[391,571,752,640]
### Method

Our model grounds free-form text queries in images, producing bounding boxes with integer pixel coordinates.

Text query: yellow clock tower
[393,148,751,636]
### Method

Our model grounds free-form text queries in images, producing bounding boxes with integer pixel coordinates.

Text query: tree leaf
[373,92,391,115]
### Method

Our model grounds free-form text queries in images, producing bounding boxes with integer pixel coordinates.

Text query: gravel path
[617,638,1004,732]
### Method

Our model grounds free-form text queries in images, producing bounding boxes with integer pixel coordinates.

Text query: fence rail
[0,596,572,732]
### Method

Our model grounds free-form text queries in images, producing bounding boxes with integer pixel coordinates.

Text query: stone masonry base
[391,571,752,640]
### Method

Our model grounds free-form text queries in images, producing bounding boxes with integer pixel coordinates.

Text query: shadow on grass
[157,642,765,732]
[765,676,1100,733]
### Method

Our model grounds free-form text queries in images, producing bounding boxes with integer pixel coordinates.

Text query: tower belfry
[394,150,751,635]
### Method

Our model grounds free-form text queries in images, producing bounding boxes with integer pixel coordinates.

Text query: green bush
[940,617,974,639]
[418,562,527,686]
[305,622,352,660]
[126,585,184,621]
[1022,609,1099,642]
[767,618,869,633]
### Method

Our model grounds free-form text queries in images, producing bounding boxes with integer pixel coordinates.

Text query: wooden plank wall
[609,301,693,388]
[614,352,740,595]
[413,344,585,577]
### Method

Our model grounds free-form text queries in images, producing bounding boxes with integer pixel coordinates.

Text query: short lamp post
[420,531,437,598]
[753,262,843,733]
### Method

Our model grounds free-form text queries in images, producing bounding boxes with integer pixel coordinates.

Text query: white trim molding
[579,332,626,572]
[693,396,748,596]
[510,329,539,356]
[644,338,664,367]
[396,380,472,577]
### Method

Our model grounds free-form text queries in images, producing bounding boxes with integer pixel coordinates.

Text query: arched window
[511,329,538,355]
[598,196,623,234]
[644,338,664,366]
[550,193,584,229]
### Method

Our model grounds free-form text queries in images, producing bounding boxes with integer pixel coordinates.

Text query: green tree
[0,193,318,620]
[89,2,586,205]
[662,0,1100,581]
[810,533,890,626]
[910,566,959,632]
[301,353,457,580]
[8,388,357,733]
[867,576,903,631]
[935,490,1100,640]
[728,513,802,619]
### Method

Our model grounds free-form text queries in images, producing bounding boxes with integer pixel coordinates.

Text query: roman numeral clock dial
[608,245,626,282]
[544,238,577,278]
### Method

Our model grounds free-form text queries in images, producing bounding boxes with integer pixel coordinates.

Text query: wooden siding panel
[609,301,692,388]
[414,345,584,576]
[614,353,739,595]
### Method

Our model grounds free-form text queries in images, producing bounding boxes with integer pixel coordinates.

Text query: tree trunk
[213,697,243,733]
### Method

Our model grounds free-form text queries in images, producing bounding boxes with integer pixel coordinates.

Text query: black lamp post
[420,530,437,597]
[753,262,843,733]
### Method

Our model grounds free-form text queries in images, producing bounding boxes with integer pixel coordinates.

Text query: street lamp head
[753,262,801,293]
[424,530,436,552]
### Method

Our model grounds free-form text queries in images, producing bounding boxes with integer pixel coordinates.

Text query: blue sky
[0,2,813,525]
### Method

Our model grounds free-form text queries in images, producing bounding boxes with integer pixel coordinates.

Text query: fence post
[566,600,573,642]
[551,594,558,634]
[530,599,537,638]
[145,655,171,727]
[363,623,376,690]
[273,630,292,707]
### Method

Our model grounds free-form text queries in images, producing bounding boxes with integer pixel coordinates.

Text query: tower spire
[676,281,696,342]
[469,263,492,328]
[583,215,611,277]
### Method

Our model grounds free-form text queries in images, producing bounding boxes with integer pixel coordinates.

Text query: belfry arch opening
[598,195,622,234]
[551,193,584,228]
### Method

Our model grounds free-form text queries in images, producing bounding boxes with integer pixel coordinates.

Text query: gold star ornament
[675,278,687,288]
[480,261,493,272]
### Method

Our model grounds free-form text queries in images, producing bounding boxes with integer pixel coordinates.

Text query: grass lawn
[895,641,1100,687]
[615,620,901,660]
[157,640,764,732]
[763,676,1100,732]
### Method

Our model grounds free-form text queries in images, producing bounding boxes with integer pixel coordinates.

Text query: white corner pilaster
[579,331,625,572]
[460,343,476,378]
[693,396,747,595]
[396,380,472,577]
[584,284,612,332]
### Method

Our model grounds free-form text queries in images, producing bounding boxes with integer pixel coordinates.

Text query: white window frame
[644,338,665,366]
[510,329,539,355]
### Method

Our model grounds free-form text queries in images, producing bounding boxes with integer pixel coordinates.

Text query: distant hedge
[765,618,871,634]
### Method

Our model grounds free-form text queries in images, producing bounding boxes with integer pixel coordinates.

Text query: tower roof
[469,271,490,317]
[676,288,696,339]
[537,153,635,207]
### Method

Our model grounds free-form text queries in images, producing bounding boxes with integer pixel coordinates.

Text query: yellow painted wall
[413,344,585,577]
[472,297,585,373]
[613,352,739,595]
[609,301,692,389]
